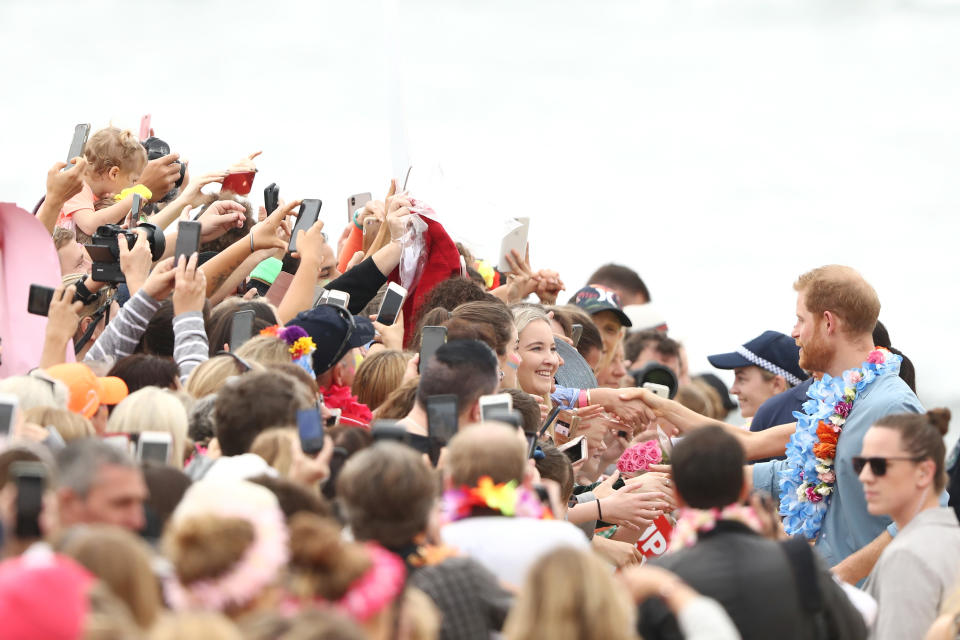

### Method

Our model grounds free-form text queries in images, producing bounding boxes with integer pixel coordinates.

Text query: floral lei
[441,476,553,524]
[670,504,764,552]
[778,347,901,539]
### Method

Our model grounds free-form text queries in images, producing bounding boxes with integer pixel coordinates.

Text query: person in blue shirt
[620,265,925,585]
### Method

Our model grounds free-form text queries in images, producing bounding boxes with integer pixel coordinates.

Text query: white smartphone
[326,289,351,310]
[557,435,588,464]
[136,431,173,465]
[348,192,372,222]
[643,382,671,399]
[103,434,133,455]
[375,282,407,326]
[498,217,530,273]
[0,393,19,437]
[479,393,513,422]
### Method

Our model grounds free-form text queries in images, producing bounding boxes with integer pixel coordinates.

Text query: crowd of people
[0,123,958,639]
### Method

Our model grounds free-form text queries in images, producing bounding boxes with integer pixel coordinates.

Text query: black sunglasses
[852,455,926,476]
[215,350,253,373]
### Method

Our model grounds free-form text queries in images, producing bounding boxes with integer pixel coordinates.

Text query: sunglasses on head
[852,455,926,476]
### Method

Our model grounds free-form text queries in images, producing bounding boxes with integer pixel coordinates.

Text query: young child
[57,127,148,242]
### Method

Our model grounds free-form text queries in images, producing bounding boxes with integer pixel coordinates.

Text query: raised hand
[172,253,207,315]
[196,201,247,242]
[118,230,153,296]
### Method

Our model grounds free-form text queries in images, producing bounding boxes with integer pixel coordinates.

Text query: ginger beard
[797,317,833,374]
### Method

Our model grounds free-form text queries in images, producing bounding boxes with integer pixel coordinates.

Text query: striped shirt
[84,290,159,364]
[173,311,209,384]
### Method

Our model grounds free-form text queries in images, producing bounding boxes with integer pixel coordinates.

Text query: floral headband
[260,325,317,376]
[441,476,554,524]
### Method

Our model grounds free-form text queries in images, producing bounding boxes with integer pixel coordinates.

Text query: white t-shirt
[441,516,589,588]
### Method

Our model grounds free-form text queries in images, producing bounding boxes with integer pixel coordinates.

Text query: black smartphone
[229,309,256,350]
[419,326,447,373]
[297,407,325,455]
[0,393,18,437]
[559,436,587,464]
[483,408,522,430]
[66,123,91,164]
[372,420,408,443]
[426,394,459,444]
[264,183,279,215]
[27,284,55,317]
[175,220,202,264]
[537,405,563,439]
[375,282,407,326]
[288,199,323,254]
[11,462,45,539]
[571,323,583,348]
[525,432,538,459]
[129,193,142,226]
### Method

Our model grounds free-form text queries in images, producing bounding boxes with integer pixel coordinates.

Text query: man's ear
[331,362,344,387]
[56,487,82,523]
[467,402,482,425]
[75,316,93,342]
[822,311,838,336]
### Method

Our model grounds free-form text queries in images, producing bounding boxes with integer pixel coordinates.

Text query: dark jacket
[324,256,388,315]
[748,379,813,462]
[638,521,866,640]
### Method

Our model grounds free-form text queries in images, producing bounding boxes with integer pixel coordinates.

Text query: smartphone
[375,282,407,326]
[297,407,325,455]
[498,217,530,273]
[557,435,587,464]
[484,408,522,430]
[288,199,323,254]
[27,284,55,317]
[229,309,256,351]
[103,433,132,454]
[537,405,563,439]
[348,192,372,222]
[0,393,18,436]
[571,324,583,348]
[325,289,350,310]
[66,123,91,164]
[372,420,408,443]
[328,408,342,427]
[139,114,151,141]
[643,382,671,399]
[136,431,172,465]
[419,326,447,373]
[175,220,202,263]
[426,394,459,444]
[129,193,143,227]
[264,183,279,214]
[221,170,257,196]
[524,432,539,459]
[552,410,580,444]
[479,393,513,422]
[10,462,45,538]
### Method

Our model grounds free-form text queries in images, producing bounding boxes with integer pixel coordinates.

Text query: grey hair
[55,439,137,498]
[0,375,67,411]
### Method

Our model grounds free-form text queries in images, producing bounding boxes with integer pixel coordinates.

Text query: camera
[630,362,679,399]
[142,136,185,201]
[85,223,166,283]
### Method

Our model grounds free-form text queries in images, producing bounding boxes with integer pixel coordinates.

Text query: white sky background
[1,0,958,441]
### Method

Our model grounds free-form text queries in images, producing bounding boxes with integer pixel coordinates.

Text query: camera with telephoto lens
[630,362,679,399]
[142,136,185,202]
[85,223,166,284]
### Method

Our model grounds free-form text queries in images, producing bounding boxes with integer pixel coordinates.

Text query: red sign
[637,515,673,558]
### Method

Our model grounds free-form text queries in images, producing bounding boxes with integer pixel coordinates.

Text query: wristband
[73,276,99,306]
[578,389,588,408]
[353,209,363,230]
[596,499,603,521]
[249,233,255,253]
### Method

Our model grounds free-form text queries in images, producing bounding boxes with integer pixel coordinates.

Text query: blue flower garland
[778,349,902,539]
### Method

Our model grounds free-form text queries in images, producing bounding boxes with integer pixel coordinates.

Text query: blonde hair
[23,406,95,441]
[249,428,298,477]
[511,306,552,337]
[185,355,264,398]
[84,127,147,176]
[353,350,407,411]
[148,612,243,640]
[0,375,67,410]
[106,387,188,468]
[57,524,162,630]
[235,336,291,366]
[504,548,635,640]
[793,265,880,336]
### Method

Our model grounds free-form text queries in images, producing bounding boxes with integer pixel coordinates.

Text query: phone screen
[13,466,45,538]
[175,220,202,263]
[264,183,279,214]
[288,199,323,253]
[426,395,459,444]
[559,437,586,464]
[229,310,256,350]
[297,408,325,455]
[130,193,142,226]
[139,440,170,464]
[419,326,447,373]
[480,394,512,422]
[67,123,91,163]
[27,285,55,317]
[0,402,14,436]
[375,285,406,326]
[348,192,372,222]
[525,432,538,458]
[326,290,350,309]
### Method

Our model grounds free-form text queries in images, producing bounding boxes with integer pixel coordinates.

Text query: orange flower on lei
[812,421,839,460]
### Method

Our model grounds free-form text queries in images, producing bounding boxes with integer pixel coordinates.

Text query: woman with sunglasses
[856,408,960,640]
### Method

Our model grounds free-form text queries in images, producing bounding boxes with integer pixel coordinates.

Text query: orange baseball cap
[45,363,129,419]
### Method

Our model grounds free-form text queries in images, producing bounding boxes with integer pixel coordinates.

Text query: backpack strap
[780,536,823,614]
